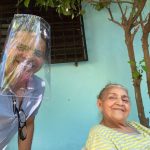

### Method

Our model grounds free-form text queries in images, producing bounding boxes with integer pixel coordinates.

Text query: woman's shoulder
[129,120,147,128]
[128,121,150,133]
[32,75,45,87]
[27,75,45,93]
[32,75,44,82]
[89,125,101,133]
[88,124,111,136]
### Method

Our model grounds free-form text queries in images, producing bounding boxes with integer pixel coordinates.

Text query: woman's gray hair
[97,83,128,100]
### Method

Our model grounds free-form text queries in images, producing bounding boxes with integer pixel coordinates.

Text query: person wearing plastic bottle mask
[3,31,46,92]
[0,14,50,150]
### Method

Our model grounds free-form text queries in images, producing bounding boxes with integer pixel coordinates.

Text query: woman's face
[3,31,46,89]
[97,87,130,123]
[10,31,46,72]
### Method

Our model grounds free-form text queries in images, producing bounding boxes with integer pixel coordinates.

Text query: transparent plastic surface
[0,14,51,98]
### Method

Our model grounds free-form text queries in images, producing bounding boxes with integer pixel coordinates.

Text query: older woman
[85,83,150,150]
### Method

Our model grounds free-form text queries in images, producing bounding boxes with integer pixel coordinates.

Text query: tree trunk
[141,14,150,98]
[125,31,149,127]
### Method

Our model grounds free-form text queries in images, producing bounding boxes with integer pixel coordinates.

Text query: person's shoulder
[129,120,145,127]
[32,75,44,82]
[90,125,100,131]
[32,75,45,88]
[88,124,105,135]
[86,124,114,144]
[129,121,150,131]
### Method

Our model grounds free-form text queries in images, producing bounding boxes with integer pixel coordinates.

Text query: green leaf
[139,58,145,64]
[128,60,135,65]
[132,71,141,79]
[16,0,24,7]
[79,9,85,15]
[138,0,142,3]
[24,0,30,7]
[71,13,75,19]
[46,0,55,7]
[95,3,104,11]
[141,65,147,72]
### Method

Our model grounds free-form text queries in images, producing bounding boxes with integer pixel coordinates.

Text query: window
[0,0,88,64]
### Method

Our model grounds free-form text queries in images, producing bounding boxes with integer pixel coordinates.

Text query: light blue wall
[8,2,150,150]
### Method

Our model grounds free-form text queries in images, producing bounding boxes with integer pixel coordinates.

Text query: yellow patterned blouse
[85,121,150,150]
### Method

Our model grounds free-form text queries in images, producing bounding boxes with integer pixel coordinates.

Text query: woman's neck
[11,81,27,94]
[101,118,127,128]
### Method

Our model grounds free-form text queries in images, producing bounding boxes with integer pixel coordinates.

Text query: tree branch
[87,0,134,5]
[106,7,122,27]
[141,12,150,99]
[99,0,134,4]
[116,0,128,25]
[128,0,147,25]
[140,14,145,31]
[117,0,124,16]
[123,6,128,16]
[145,13,150,32]
[131,25,140,40]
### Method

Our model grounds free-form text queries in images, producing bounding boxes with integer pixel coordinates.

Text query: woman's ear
[97,99,103,112]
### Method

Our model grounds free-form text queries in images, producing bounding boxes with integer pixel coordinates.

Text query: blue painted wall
[7,2,150,150]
